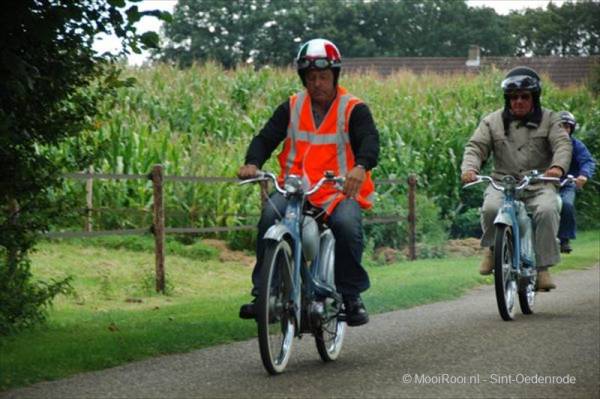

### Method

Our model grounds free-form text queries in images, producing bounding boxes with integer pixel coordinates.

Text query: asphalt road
[4,265,599,399]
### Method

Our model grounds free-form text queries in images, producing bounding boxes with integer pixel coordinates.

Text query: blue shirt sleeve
[573,139,596,178]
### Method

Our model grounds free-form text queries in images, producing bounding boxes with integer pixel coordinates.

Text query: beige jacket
[461,108,572,180]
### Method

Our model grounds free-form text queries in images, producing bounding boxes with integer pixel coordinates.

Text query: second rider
[460,67,572,291]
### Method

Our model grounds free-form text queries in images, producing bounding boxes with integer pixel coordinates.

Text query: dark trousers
[251,192,370,299]
[558,185,576,240]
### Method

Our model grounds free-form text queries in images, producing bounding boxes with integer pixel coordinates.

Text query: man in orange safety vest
[238,38,379,326]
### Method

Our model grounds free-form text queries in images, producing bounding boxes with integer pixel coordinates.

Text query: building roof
[343,56,600,87]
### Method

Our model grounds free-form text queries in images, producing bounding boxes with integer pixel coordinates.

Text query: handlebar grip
[462,180,481,189]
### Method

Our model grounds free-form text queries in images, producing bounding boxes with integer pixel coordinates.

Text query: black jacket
[244,99,380,171]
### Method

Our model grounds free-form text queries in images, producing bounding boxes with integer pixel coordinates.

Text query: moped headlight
[284,175,302,194]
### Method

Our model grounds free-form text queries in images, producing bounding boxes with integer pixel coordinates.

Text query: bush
[364,186,448,256]
[0,257,71,335]
[450,208,482,238]
[588,63,600,97]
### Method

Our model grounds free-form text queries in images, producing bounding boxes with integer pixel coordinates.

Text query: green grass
[67,235,220,261]
[1,231,598,390]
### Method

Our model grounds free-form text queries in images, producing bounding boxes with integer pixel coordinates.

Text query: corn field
[53,63,600,249]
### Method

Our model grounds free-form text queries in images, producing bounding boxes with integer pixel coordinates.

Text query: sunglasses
[509,93,532,101]
[560,122,574,130]
[297,58,335,70]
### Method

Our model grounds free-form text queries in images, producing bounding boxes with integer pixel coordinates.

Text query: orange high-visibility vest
[277,86,375,215]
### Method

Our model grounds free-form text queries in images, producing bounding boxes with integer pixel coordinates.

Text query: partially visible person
[461,66,572,291]
[556,111,596,254]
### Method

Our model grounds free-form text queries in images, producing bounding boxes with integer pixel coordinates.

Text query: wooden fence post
[85,165,93,232]
[408,174,417,261]
[151,164,165,293]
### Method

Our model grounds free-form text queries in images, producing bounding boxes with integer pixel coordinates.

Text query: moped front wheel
[494,224,517,321]
[257,239,296,374]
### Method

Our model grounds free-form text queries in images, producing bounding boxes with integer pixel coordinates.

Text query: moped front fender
[263,223,292,242]
[493,208,513,227]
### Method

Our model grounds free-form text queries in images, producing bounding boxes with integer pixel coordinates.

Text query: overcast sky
[93,0,567,65]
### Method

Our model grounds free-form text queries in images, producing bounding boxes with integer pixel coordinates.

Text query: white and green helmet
[295,38,342,85]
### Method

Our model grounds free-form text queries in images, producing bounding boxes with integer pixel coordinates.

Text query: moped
[464,171,571,321]
[240,171,346,374]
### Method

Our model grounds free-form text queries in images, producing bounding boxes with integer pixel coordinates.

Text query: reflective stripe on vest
[277,86,375,214]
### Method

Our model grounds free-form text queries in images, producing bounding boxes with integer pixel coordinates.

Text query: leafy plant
[49,65,599,248]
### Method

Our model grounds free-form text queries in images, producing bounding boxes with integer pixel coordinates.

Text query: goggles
[501,75,539,92]
[560,117,576,126]
[297,57,338,70]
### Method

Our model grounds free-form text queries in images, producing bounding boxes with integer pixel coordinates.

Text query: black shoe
[239,299,257,319]
[560,239,572,254]
[343,296,369,327]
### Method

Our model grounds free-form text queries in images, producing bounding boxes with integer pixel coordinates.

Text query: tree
[0,0,169,335]
[160,0,518,67]
[509,1,600,56]
[161,0,310,68]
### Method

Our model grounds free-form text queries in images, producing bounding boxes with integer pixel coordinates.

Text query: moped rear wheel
[314,233,346,361]
[518,273,536,314]
[257,239,295,374]
[315,299,346,361]
[494,224,517,321]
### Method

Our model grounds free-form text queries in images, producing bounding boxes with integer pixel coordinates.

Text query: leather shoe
[344,296,369,327]
[560,239,572,254]
[537,269,557,291]
[479,247,493,275]
[239,299,256,319]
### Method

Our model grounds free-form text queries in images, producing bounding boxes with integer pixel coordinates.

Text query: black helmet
[501,66,542,96]
[500,66,543,134]
[559,111,577,134]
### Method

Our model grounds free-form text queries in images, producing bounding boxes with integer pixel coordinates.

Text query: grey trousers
[480,184,561,267]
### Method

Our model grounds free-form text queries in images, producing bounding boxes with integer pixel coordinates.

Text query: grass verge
[1,231,598,390]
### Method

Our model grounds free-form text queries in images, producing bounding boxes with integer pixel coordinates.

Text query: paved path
[4,266,599,399]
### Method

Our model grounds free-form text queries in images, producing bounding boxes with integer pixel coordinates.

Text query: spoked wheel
[314,230,346,361]
[494,224,517,321]
[315,298,346,361]
[257,239,296,374]
[518,272,536,315]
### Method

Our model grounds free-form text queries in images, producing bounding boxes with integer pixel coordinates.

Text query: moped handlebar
[239,171,345,196]
[514,175,561,190]
[559,174,576,187]
[462,172,575,192]
[463,175,504,191]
